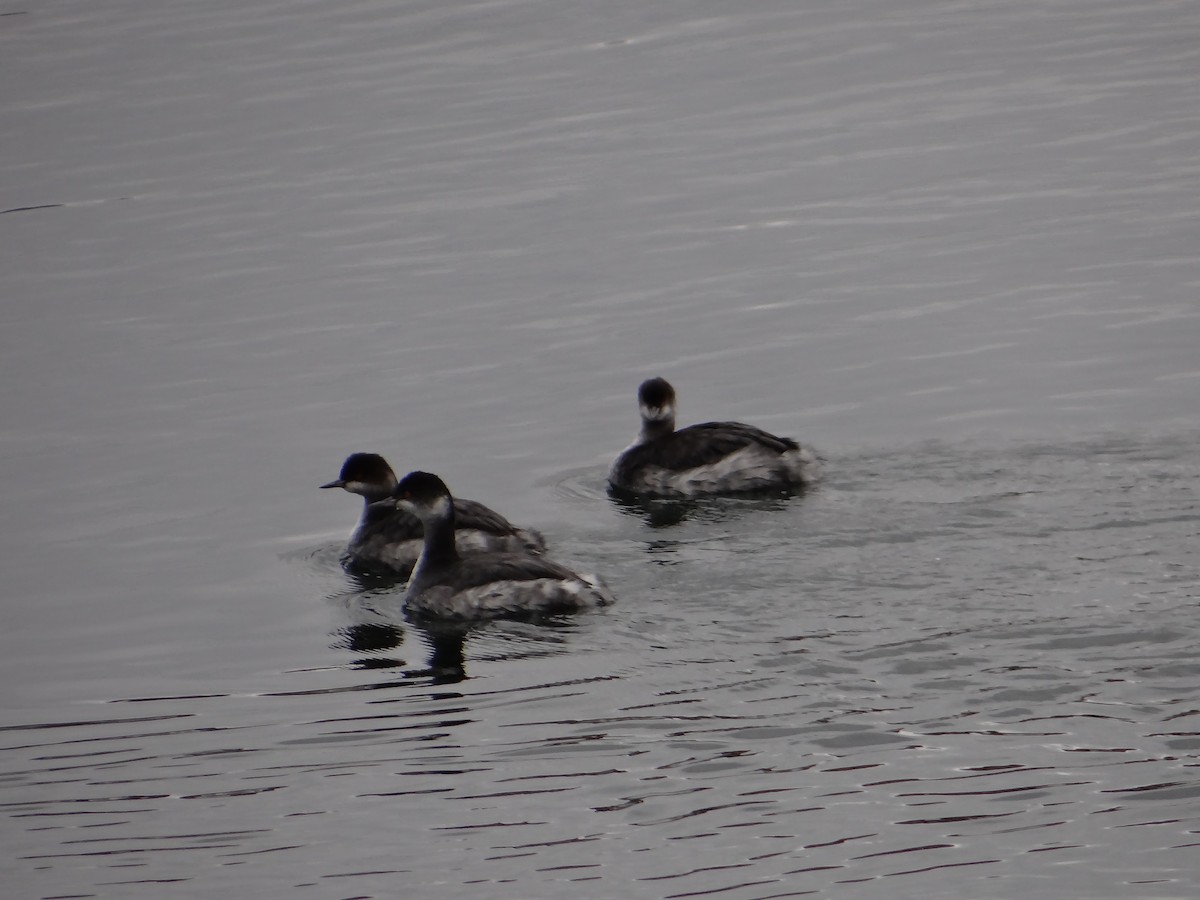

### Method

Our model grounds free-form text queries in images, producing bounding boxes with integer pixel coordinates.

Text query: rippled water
[3,0,1199,898]
[6,436,1199,898]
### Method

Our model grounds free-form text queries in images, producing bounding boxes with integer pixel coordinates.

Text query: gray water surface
[3,1,1199,898]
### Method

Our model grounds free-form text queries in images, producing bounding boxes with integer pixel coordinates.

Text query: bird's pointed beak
[319,479,345,490]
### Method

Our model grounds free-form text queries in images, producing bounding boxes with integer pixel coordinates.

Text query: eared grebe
[393,471,614,620]
[321,453,545,576]
[609,377,821,497]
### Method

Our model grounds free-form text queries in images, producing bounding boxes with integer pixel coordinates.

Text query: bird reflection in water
[608,486,800,528]
[328,617,471,684]
[330,621,406,669]
[608,490,700,528]
[325,570,466,681]
[412,622,470,685]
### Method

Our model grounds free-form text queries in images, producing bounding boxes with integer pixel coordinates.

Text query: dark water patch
[0,202,64,214]
[0,714,193,735]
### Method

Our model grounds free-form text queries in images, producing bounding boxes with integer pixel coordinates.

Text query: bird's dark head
[637,377,677,433]
[392,470,453,515]
[320,452,397,498]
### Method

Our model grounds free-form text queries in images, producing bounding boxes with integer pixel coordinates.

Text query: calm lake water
[3,0,1199,897]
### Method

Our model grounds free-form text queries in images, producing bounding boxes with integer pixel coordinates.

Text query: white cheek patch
[344,480,369,494]
[640,402,675,422]
[430,495,453,519]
